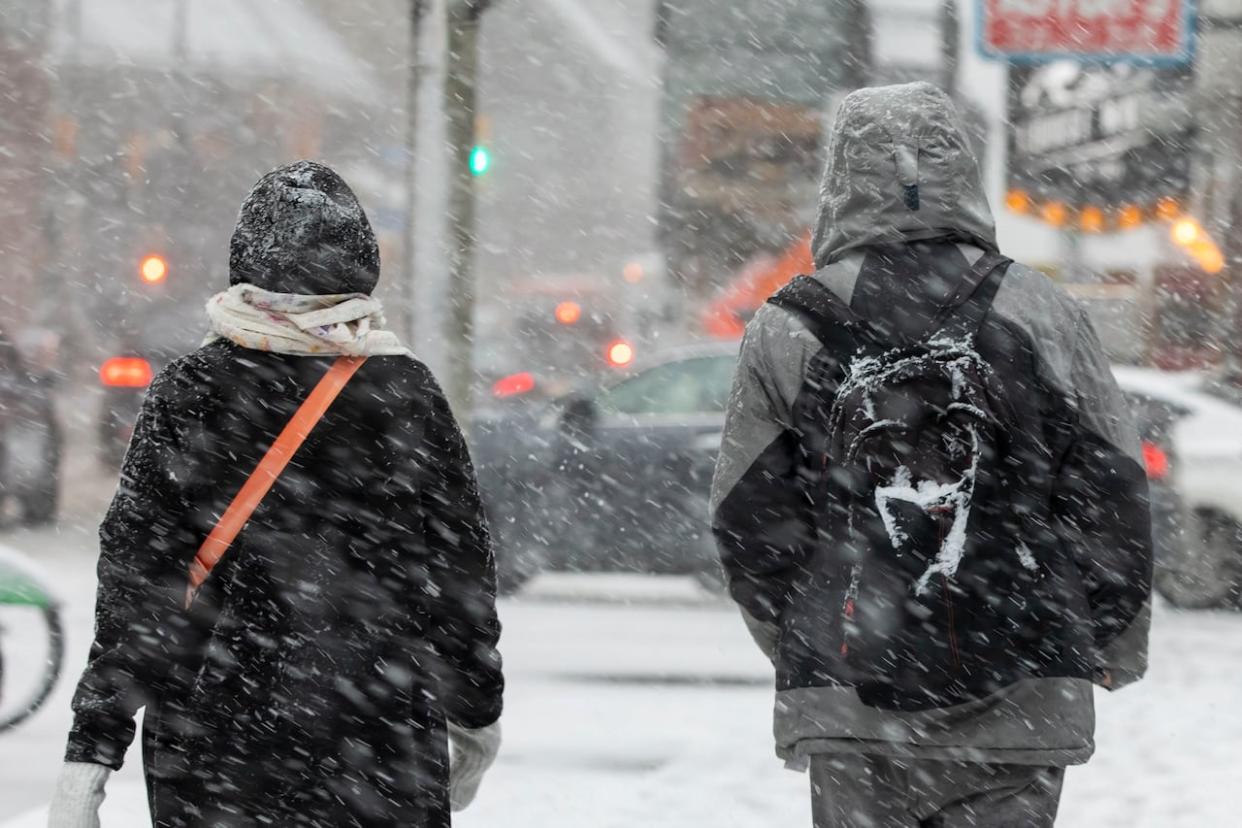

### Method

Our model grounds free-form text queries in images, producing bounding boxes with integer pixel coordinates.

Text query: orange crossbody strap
[184,355,367,609]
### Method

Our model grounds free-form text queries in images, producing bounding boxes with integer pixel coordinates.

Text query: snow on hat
[229,160,380,296]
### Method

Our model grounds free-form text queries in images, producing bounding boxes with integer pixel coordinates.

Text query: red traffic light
[140,254,168,284]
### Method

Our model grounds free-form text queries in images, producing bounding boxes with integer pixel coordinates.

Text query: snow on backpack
[768,252,1051,710]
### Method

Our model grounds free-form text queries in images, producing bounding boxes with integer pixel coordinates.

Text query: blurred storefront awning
[47,0,380,102]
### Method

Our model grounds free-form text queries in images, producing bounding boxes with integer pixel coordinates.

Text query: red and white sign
[980,0,1194,63]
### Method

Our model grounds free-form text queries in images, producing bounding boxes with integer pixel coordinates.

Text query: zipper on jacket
[941,573,962,670]
[934,510,962,671]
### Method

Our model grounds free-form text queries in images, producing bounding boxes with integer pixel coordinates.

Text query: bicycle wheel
[0,547,66,732]
[0,603,64,732]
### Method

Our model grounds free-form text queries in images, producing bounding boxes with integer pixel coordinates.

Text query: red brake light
[1142,441,1169,480]
[606,339,634,368]
[100,357,153,388]
[493,371,536,398]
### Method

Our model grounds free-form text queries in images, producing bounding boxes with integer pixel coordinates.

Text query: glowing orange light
[1079,206,1105,233]
[100,357,153,388]
[1040,201,1068,227]
[1201,246,1226,275]
[1117,204,1144,230]
[623,262,645,284]
[1189,239,1226,274]
[1004,189,1031,214]
[140,254,168,284]
[554,301,582,325]
[1171,218,1200,246]
[1155,197,1181,221]
[606,339,634,368]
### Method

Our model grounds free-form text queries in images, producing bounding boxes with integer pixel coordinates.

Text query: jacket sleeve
[1054,310,1153,689]
[419,376,504,729]
[711,305,817,630]
[66,376,190,769]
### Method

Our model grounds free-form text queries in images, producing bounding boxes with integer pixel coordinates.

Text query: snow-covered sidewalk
[3,543,1240,826]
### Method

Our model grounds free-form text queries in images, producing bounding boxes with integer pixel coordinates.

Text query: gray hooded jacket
[711,83,1151,767]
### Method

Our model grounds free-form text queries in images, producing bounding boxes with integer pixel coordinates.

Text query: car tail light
[100,357,153,388]
[1142,441,1170,480]
[606,339,634,368]
[493,371,536,398]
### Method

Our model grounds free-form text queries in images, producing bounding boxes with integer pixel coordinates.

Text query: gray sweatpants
[809,754,1065,827]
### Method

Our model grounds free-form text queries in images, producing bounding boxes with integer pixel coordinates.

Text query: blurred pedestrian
[48,161,503,827]
[711,83,1151,827]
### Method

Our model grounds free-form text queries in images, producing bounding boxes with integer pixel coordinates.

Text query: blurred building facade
[26,0,384,368]
[0,1,53,336]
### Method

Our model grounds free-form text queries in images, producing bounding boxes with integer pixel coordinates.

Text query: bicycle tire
[0,604,65,733]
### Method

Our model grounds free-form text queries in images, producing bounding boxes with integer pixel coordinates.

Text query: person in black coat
[48,161,503,827]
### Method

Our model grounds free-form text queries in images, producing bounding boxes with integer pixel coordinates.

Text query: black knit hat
[228,160,380,295]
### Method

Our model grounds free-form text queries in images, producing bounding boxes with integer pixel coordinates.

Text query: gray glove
[448,720,501,812]
[47,762,110,828]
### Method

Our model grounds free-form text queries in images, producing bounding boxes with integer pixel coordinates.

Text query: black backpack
[768,252,1055,710]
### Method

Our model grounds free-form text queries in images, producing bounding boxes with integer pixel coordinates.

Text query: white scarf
[205,284,409,357]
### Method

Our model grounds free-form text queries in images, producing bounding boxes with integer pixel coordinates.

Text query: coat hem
[779,738,1094,767]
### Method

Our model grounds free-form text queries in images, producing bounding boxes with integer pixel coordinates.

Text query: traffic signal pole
[442,0,493,415]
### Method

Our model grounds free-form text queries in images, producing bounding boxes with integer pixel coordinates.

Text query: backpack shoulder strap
[184,354,367,609]
[930,251,1012,339]
[766,274,861,353]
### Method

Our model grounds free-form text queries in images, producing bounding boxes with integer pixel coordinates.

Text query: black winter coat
[65,340,503,827]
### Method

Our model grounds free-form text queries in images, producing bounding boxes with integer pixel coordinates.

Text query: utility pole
[940,0,959,98]
[442,0,492,415]
[403,0,427,347]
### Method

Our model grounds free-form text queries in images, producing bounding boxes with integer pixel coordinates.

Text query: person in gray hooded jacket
[711,83,1151,827]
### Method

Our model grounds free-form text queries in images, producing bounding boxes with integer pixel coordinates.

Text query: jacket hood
[811,82,997,269]
[229,160,380,295]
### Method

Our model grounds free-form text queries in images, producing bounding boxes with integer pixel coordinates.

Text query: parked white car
[1113,366,1242,608]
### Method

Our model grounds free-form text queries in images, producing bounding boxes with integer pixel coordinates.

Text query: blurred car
[471,344,734,592]
[97,354,155,467]
[1113,367,1242,608]
[472,345,1204,601]
[0,339,62,527]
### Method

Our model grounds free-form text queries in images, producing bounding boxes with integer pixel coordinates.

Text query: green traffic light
[469,145,491,176]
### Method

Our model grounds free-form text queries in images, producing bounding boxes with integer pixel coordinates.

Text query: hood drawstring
[811,82,998,268]
[894,144,921,212]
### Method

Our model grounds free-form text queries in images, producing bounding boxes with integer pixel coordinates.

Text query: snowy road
[1,523,1240,827]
